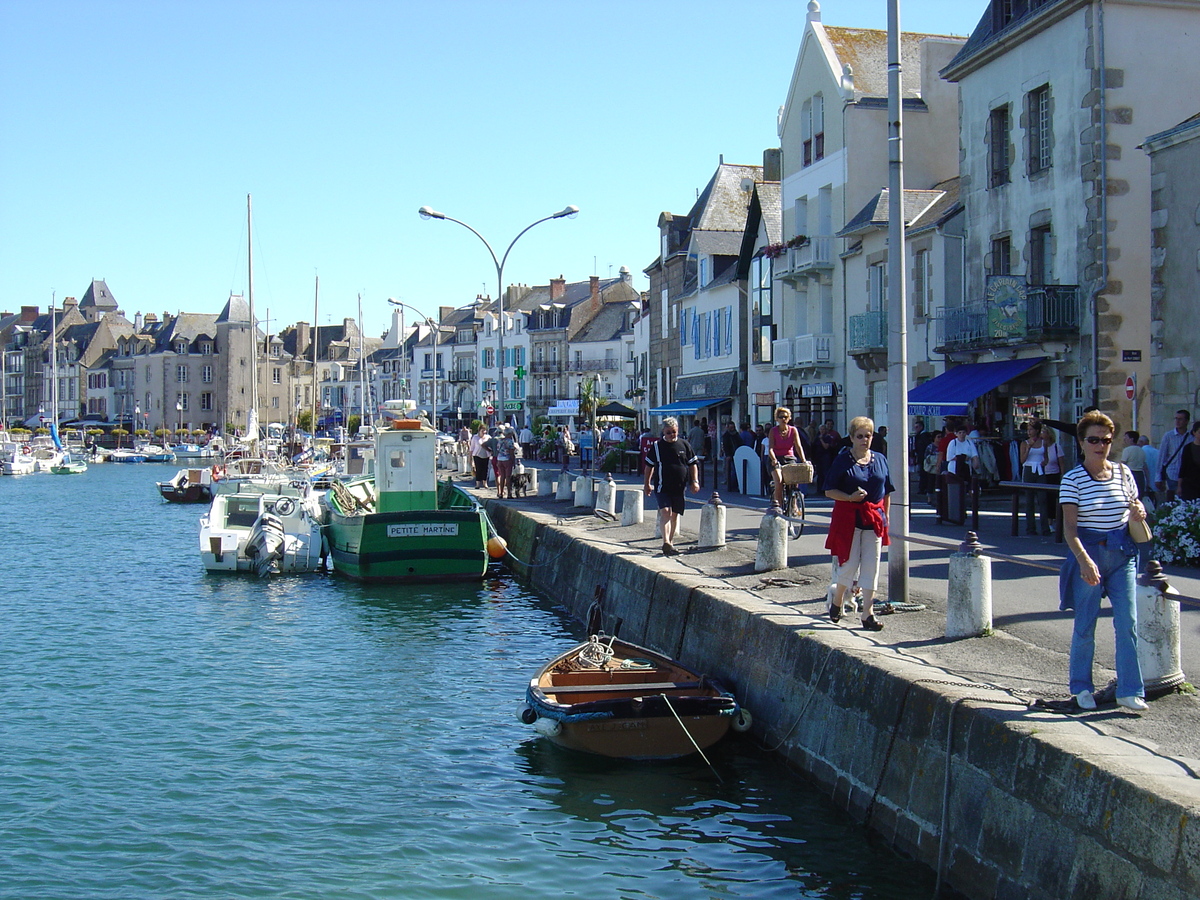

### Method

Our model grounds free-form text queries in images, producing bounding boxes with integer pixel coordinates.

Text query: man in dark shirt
[644,417,699,556]
[721,421,740,489]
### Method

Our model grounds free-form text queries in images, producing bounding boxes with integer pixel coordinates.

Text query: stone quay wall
[486,501,1200,900]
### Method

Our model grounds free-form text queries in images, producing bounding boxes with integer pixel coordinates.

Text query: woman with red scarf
[824,415,894,631]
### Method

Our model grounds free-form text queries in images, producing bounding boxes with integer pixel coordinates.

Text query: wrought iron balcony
[447,367,476,383]
[935,285,1080,353]
[568,358,620,373]
[848,311,887,353]
[530,361,564,375]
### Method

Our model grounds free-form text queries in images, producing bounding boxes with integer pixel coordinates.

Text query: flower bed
[1150,500,1200,565]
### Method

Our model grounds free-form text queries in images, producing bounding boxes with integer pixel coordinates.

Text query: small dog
[510,471,532,498]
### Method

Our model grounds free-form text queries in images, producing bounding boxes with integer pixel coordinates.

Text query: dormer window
[174,340,188,354]
[200,341,213,355]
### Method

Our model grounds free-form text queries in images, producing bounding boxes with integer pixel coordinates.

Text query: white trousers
[835,527,883,592]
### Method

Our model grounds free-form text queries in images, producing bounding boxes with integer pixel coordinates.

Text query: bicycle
[779,463,810,538]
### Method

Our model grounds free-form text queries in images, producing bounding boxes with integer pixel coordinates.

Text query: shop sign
[801,382,837,398]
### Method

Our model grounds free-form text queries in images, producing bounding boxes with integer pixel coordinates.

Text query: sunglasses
[1084,436,1113,445]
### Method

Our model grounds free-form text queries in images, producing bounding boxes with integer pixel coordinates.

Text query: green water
[0,463,934,899]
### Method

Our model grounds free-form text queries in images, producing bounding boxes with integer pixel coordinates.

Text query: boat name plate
[386,523,461,538]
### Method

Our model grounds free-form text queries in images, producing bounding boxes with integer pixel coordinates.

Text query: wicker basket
[781,461,814,485]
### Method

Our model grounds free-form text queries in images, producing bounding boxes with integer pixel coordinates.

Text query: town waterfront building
[942,0,1200,433]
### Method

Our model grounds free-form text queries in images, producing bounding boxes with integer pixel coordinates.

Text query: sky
[0,0,987,339]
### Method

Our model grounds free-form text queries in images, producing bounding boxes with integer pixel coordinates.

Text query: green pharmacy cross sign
[513,366,526,380]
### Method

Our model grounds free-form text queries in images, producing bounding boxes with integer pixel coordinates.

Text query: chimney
[135,312,143,330]
[296,321,311,356]
[63,297,78,308]
[144,313,159,324]
[20,305,38,324]
[762,147,782,182]
[619,266,632,283]
[550,275,566,301]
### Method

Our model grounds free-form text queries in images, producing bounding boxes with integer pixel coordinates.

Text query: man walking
[643,417,700,556]
[1156,410,1191,502]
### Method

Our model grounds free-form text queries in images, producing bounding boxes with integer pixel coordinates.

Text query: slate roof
[907,178,961,233]
[756,182,782,246]
[942,0,1074,78]
[79,279,118,313]
[215,293,251,325]
[571,300,638,344]
[838,188,946,236]
[826,27,935,100]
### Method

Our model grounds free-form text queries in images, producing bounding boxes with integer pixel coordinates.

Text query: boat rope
[478,507,578,570]
[576,636,615,669]
[660,694,722,783]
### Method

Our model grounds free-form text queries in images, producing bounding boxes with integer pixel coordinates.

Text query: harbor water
[0,463,935,899]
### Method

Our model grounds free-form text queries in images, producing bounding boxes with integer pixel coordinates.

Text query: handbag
[1122,463,1153,543]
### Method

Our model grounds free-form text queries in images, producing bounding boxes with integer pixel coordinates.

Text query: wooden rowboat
[521,636,742,760]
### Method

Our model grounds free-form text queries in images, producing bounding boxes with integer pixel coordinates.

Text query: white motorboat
[1,441,36,475]
[199,480,326,576]
[171,442,218,460]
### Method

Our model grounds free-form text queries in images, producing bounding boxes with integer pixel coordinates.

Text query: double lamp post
[417,204,578,426]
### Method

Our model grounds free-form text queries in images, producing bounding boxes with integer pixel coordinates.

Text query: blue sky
[0,0,986,338]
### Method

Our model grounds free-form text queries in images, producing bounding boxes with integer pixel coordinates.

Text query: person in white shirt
[1156,410,1191,501]
[943,426,979,478]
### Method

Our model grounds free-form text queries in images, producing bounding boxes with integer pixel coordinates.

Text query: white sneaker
[1075,690,1097,710]
[1117,695,1149,711]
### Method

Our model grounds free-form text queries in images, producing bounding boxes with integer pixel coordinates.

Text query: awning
[648,398,727,416]
[908,357,1046,417]
[596,400,637,418]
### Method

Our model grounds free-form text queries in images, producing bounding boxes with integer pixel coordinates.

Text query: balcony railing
[848,311,887,353]
[447,367,476,383]
[531,361,564,375]
[779,236,836,284]
[936,285,1080,352]
[771,333,835,370]
[567,358,620,373]
[794,333,834,367]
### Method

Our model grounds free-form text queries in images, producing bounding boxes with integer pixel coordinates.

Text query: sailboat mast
[50,291,58,431]
[311,275,319,435]
[357,292,365,430]
[247,194,259,419]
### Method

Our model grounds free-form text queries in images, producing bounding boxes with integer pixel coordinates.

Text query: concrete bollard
[754,503,788,572]
[537,471,555,497]
[573,475,594,508]
[1136,560,1185,695]
[620,488,644,526]
[946,532,992,639]
[460,453,471,476]
[596,474,617,517]
[555,474,573,501]
[526,468,539,495]
[698,491,726,549]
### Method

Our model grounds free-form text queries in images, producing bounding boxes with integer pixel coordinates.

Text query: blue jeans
[1068,526,1144,698]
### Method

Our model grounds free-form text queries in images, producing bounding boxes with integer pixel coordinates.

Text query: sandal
[860,615,884,632]
[828,603,843,624]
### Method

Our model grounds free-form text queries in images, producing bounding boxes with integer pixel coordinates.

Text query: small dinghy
[521,635,743,760]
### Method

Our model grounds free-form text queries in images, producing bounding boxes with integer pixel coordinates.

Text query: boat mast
[247,194,259,441]
[357,292,365,431]
[311,274,319,436]
[50,291,59,437]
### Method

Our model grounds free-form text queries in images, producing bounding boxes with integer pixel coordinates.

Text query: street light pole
[418,205,578,427]
[387,298,438,429]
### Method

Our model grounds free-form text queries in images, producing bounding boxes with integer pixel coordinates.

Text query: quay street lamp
[417,204,578,427]
[387,298,440,429]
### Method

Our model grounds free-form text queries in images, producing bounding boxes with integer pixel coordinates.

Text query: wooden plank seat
[544,680,702,695]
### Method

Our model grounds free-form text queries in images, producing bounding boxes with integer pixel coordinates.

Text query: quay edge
[484,498,1200,900]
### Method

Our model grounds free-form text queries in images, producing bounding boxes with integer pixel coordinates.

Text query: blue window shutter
[725,307,733,356]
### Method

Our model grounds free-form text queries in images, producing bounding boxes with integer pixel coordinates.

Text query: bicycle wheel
[786,487,803,538]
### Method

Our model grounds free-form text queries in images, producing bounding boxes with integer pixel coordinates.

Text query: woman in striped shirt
[1059,410,1148,711]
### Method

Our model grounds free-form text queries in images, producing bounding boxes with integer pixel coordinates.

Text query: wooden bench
[998,480,1063,542]
[544,680,702,695]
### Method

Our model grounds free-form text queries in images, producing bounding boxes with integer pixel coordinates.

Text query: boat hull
[524,638,738,760]
[325,506,489,582]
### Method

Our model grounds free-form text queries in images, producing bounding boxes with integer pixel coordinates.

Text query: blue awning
[908,357,1046,417]
[648,398,727,416]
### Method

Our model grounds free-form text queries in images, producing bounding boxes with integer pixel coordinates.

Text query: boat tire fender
[732,707,753,733]
[518,705,538,725]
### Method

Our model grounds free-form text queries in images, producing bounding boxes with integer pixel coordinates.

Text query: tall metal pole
[311,274,319,436]
[887,0,910,603]
[418,205,578,428]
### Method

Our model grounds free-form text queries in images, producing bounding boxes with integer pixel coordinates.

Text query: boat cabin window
[388,450,407,468]
[226,498,261,527]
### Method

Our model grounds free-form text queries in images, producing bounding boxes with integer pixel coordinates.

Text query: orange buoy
[487,536,508,559]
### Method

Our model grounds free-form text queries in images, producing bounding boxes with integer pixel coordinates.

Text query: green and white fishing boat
[324,418,489,582]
